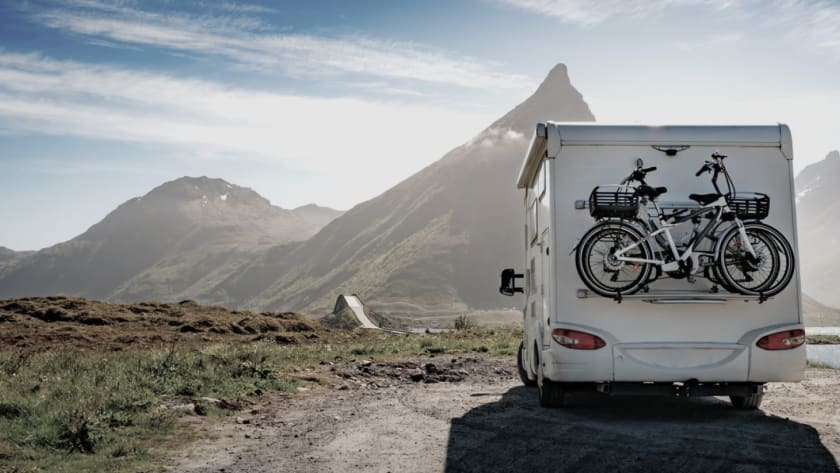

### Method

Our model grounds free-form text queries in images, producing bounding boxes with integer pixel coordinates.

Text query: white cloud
[0,52,496,176]
[30,1,530,91]
[499,0,738,25]
[501,0,840,55]
[768,0,840,53]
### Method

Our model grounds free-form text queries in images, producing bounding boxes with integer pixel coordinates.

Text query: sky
[1,0,839,251]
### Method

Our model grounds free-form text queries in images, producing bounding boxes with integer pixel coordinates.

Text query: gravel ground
[169,355,840,473]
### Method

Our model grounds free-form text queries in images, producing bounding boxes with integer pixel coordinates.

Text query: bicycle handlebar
[695,153,734,196]
[696,161,713,176]
[623,166,658,185]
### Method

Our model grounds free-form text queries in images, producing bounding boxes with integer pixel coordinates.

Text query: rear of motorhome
[500,123,804,408]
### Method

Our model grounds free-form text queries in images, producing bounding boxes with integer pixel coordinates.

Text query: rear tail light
[756,329,806,350]
[552,329,606,350]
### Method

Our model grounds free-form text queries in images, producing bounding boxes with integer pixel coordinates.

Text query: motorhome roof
[516,123,792,189]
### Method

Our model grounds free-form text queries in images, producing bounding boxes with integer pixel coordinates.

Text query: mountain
[222,64,595,315]
[802,293,840,326]
[0,247,33,274]
[0,247,20,263]
[0,177,343,302]
[292,204,345,230]
[796,150,840,307]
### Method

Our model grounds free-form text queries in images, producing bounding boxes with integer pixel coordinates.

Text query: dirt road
[171,355,840,473]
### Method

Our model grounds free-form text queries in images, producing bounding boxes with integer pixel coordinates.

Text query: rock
[410,372,425,382]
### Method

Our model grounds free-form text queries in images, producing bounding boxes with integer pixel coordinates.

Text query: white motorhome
[500,123,804,408]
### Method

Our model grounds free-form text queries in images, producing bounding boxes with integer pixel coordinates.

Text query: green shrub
[453,314,474,331]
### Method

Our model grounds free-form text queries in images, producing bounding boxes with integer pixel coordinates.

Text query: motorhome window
[525,268,531,295]
[529,257,536,296]
[528,200,538,246]
[542,160,550,202]
[536,160,545,198]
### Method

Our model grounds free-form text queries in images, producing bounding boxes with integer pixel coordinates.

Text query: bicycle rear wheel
[716,223,793,297]
[575,221,653,298]
[747,224,795,297]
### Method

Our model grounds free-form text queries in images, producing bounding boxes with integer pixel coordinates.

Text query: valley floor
[169,357,840,473]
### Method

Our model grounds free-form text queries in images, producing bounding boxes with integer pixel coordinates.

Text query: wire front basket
[589,186,639,219]
[726,192,769,220]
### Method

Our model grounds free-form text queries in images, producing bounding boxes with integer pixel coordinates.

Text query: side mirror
[499,268,524,296]
[635,157,644,168]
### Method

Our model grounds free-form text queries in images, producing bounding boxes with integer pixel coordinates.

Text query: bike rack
[575,288,772,304]
[575,199,703,211]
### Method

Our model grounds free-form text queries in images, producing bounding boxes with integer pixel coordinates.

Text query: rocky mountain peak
[145,176,270,208]
[294,203,330,212]
[490,63,594,133]
[0,246,18,261]
[534,63,572,95]
[797,150,840,192]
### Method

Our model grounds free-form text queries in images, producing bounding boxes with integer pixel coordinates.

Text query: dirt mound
[0,296,322,351]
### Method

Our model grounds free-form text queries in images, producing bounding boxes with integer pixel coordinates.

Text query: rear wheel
[716,223,794,297]
[539,379,566,408]
[748,224,795,297]
[517,341,536,386]
[576,221,653,298]
[730,393,763,410]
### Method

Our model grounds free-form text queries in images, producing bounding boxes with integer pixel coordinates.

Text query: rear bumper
[600,381,764,398]
[541,322,806,383]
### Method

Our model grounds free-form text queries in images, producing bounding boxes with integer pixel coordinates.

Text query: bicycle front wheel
[575,221,653,298]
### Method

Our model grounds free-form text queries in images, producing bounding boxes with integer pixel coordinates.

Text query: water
[407,327,450,334]
[807,326,840,336]
[807,345,840,368]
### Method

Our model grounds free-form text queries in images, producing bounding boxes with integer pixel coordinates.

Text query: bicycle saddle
[638,185,667,199]
[689,193,721,205]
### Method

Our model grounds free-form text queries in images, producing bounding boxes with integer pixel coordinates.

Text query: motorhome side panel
[522,158,554,364]
[542,125,803,384]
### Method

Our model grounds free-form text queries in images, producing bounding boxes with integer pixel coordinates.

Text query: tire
[730,393,763,409]
[539,379,566,408]
[536,350,565,408]
[749,223,795,297]
[716,223,794,297]
[575,221,653,298]
[517,341,536,387]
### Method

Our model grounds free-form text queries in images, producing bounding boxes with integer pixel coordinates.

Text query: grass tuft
[807,335,840,345]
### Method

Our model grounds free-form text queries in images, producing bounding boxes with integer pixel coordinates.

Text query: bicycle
[574,152,795,300]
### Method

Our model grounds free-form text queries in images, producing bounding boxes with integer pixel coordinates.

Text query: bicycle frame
[614,196,757,272]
